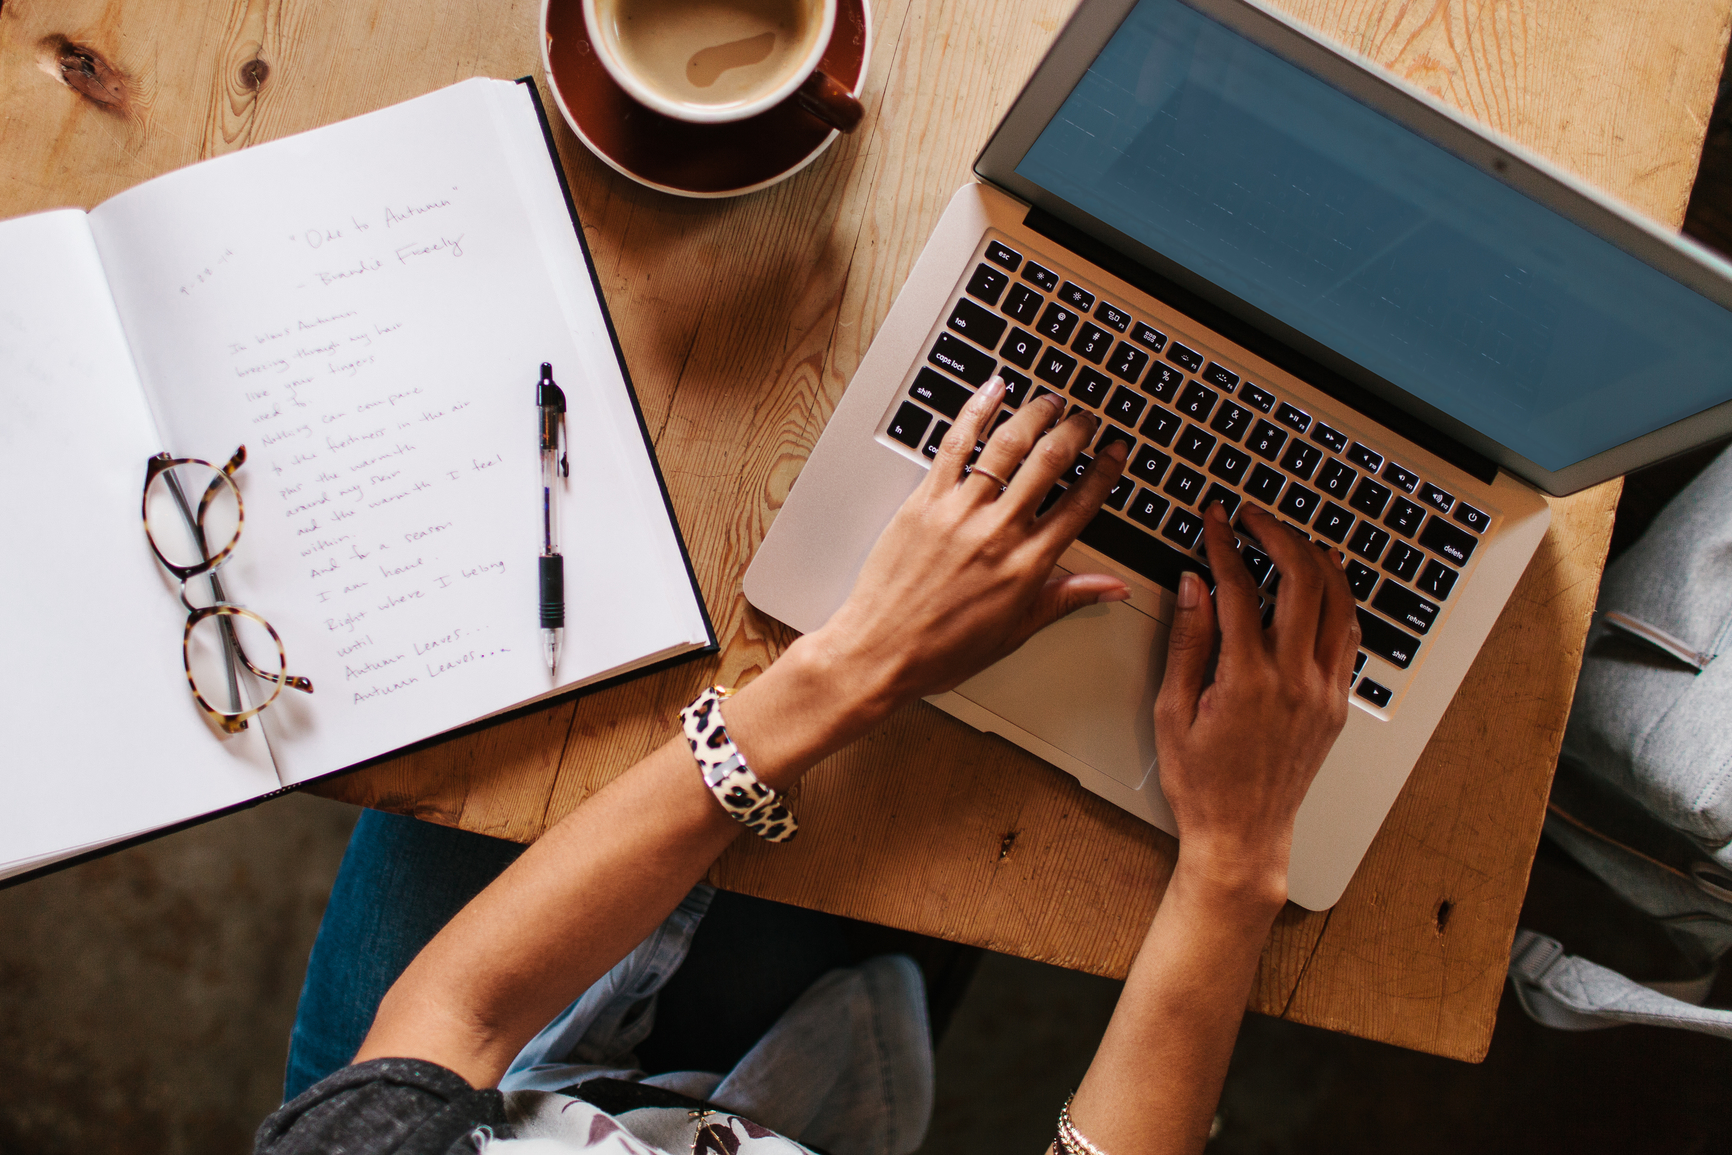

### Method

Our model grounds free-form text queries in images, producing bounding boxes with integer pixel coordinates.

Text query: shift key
[908,368,973,418]
[1356,607,1420,669]
[928,332,996,386]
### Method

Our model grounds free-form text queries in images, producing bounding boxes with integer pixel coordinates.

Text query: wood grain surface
[3,0,1725,1060]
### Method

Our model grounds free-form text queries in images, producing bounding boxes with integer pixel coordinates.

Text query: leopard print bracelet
[680,686,798,843]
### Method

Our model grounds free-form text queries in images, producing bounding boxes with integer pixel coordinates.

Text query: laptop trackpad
[953,599,1167,789]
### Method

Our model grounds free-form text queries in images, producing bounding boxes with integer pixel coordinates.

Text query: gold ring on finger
[969,465,1011,492]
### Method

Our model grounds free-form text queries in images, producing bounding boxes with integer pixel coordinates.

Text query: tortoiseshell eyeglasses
[143,447,313,734]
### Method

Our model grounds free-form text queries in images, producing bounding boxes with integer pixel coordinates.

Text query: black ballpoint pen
[537,362,568,676]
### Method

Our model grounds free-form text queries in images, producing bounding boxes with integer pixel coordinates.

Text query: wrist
[1171,839,1290,921]
[717,630,900,791]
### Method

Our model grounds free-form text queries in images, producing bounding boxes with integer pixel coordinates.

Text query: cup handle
[794,69,865,133]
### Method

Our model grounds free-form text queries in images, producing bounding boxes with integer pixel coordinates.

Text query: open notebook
[0,78,714,881]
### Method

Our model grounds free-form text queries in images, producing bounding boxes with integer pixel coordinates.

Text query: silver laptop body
[745,0,1732,909]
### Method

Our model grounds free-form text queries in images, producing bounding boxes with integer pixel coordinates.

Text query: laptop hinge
[1023,207,1500,485]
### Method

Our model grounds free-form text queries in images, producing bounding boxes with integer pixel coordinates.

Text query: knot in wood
[239,57,269,91]
[37,35,129,112]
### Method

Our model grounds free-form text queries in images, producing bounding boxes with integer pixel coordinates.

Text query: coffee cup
[582,0,865,132]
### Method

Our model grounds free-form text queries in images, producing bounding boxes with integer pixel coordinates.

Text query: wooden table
[4,0,1724,1062]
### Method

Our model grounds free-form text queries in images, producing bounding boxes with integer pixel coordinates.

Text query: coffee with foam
[595,0,822,112]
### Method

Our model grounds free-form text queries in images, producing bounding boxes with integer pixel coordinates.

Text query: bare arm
[355,380,1131,1088]
[1067,501,1359,1155]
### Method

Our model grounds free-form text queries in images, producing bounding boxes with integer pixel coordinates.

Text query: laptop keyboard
[877,232,1500,717]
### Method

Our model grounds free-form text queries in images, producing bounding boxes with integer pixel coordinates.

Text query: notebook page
[87,80,708,784]
[0,210,279,878]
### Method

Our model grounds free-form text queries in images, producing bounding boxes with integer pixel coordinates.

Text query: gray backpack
[1509,445,1732,1038]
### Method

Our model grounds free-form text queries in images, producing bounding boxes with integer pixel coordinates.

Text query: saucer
[541,0,872,198]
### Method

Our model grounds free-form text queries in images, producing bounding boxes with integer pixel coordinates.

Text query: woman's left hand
[809,377,1131,711]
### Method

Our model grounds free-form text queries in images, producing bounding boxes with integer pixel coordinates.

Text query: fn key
[886,402,932,449]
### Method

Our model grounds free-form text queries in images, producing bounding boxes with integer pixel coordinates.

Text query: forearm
[354,630,894,1087]
[1067,854,1282,1155]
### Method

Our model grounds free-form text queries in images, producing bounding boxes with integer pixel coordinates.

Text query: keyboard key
[1039,483,1065,515]
[1070,367,1113,407]
[1144,363,1185,403]
[1417,559,1459,601]
[1239,382,1276,412]
[1104,386,1148,428]
[1347,521,1390,563]
[1346,559,1377,600]
[1071,321,1112,363]
[928,333,995,386]
[921,419,950,458]
[991,409,1014,435]
[1036,301,1080,344]
[1355,678,1393,707]
[1130,321,1168,352]
[985,240,1022,271]
[1030,385,1059,406]
[1094,301,1131,331]
[1311,422,1349,454]
[1242,545,1274,586]
[909,367,973,417]
[1139,406,1181,446]
[1346,442,1384,472]
[1176,381,1219,422]
[999,327,1041,369]
[1384,495,1424,537]
[1382,461,1420,493]
[1035,348,1078,388]
[1078,508,1209,592]
[1313,501,1355,543]
[1382,540,1424,581]
[887,401,932,448]
[1247,420,1288,461]
[1175,425,1217,466]
[1373,581,1440,635]
[1419,515,1478,565]
[1096,424,1136,457]
[1065,451,1093,485]
[1356,607,1419,669]
[1000,367,1034,409]
[965,263,1008,306]
[1355,651,1368,673]
[1003,283,1043,324]
[1128,444,1171,487]
[1453,502,1491,533]
[1101,472,1135,511]
[948,297,1008,350]
[1163,507,1207,550]
[1021,261,1059,292]
[1244,462,1285,505]
[1058,281,1095,312]
[1202,362,1240,392]
[1106,341,1149,384]
[1316,457,1355,498]
[1349,476,1393,519]
[1167,341,1205,373]
[1164,464,1205,505]
[1279,440,1322,481]
[1208,444,1251,486]
[1210,401,1253,442]
[1201,483,1240,518]
[1276,402,1311,433]
[1125,488,1172,531]
[1277,482,1321,524]
[1419,482,1455,515]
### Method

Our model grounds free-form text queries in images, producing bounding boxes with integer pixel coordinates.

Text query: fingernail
[1178,571,1200,609]
[1095,586,1131,604]
[1103,437,1130,462]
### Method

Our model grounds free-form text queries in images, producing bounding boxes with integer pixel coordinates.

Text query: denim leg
[283,808,526,1102]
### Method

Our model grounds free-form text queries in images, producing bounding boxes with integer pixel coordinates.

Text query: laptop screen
[1012,0,1732,472]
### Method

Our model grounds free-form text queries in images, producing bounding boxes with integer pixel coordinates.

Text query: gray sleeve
[254,1057,511,1155]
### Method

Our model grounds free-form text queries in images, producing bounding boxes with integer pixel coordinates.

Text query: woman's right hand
[1152,501,1360,906]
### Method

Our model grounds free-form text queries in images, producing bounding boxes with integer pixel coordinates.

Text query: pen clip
[558,410,568,478]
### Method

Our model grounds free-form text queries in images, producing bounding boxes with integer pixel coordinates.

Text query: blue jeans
[286,809,948,1102]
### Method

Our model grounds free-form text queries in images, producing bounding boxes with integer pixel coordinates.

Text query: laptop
[743,0,1732,909]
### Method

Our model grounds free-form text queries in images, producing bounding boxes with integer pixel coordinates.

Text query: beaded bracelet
[1056,1094,1109,1155]
[680,686,798,843]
